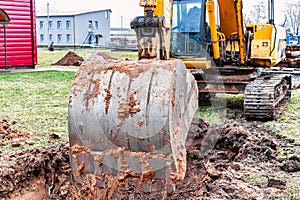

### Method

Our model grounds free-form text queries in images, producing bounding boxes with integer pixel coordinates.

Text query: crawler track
[244,74,291,119]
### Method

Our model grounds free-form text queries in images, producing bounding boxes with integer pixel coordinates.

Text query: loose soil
[53,51,84,66]
[0,118,32,148]
[53,51,117,67]
[0,111,299,199]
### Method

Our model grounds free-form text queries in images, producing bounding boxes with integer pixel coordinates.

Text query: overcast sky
[35,0,143,28]
[35,0,289,28]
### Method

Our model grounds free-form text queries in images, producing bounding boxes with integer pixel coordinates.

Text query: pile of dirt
[96,52,117,60]
[0,118,32,147]
[53,51,84,66]
[0,118,299,199]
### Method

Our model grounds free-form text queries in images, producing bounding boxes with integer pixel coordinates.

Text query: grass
[265,89,300,143]
[195,94,244,125]
[0,71,75,151]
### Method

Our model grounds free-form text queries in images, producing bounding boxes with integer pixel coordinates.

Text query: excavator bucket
[68,54,198,193]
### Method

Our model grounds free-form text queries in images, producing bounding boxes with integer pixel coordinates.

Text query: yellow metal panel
[153,0,173,28]
[140,0,157,7]
[249,24,286,66]
[154,0,164,16]
[170,58,213,69]
[206,0,220,59]
[217,0,238,39]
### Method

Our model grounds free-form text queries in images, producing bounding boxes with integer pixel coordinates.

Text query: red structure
[0,0,37,69]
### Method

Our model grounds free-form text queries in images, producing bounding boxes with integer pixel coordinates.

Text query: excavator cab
[170,0,218,65]
[170,0,205,57]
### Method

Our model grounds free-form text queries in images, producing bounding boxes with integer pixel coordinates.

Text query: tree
[246,0,267,24]
[36,1,58,15]
[284,1,300,35]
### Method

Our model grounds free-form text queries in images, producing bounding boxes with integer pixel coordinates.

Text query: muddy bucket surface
[68,56,198,192]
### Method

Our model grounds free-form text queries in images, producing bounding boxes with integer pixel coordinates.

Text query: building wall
[0,0,37,68]
[75,10,111,46]
[36,10,111,47]
[37,16,74,46]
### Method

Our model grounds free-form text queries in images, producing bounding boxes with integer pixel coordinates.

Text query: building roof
[37,9,112,18]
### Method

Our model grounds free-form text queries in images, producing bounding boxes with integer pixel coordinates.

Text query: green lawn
[0,72,75,150]
[265,89,300,143]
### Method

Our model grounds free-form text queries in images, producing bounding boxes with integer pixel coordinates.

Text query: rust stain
[104,88,112,114]
[138,136,144,140]
[126,138,130,150]
[141,170,155,183]
[128,95,141,114]
[118,94,141,120]
[76,161,85,177]
[71,144,91,154]
[137,120,144,126]
[170,172,179,183]
[147,142,151,152]
[79,124,83,134]
[171,80,176,110]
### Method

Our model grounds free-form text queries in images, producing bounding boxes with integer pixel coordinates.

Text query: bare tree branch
[285,1,300,34]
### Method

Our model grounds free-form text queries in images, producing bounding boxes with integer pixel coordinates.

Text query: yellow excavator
[68,0,299,195]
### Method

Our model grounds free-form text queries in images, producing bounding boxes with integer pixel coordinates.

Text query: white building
[36,9,111,47]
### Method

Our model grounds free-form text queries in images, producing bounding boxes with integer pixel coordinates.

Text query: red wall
[0,0,37,68]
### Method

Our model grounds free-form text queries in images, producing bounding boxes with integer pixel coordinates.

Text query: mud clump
[53,51,84,66]
[0,118,32,147]
[280,155,300,172]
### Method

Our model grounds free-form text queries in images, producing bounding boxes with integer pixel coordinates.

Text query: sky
[35,0,143,28]
[35,0,289,28]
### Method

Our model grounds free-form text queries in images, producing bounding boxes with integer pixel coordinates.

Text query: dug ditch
[0,116,299,199]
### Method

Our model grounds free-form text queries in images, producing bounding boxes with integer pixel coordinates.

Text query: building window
[66,34,72,43]
[88,20,93,29]
[57,21,62,29]
[57,34,62,43]
[40,34,44,42]
[105,10,108,19]
[49,21,53,29]
[49,34,53,42]
[66,20,71,29]
[94,21,98,29]
[40,21,45,29]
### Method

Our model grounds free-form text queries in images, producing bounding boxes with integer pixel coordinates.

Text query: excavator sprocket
[68,55,198,193]
[244,74,292,119]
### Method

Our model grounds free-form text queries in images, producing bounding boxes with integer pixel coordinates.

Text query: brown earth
[0,118,32,148]
[53,51,84,66]
[95,52,117,60]
[53,51,117,67]
[0,114,299,199]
